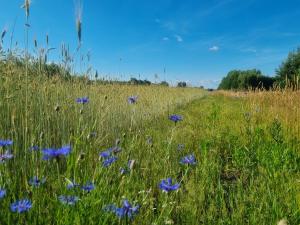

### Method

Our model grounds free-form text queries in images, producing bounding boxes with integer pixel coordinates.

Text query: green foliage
[159,81,169,87]
[218,69,275,90]
[130,77,152,85]
[177,81,187,88]
[276,47,300,84]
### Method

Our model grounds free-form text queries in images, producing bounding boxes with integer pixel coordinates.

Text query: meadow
[0,1,300,224]
[0,66,300,224]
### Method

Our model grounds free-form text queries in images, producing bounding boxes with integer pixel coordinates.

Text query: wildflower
[28,176,46,187]
[65,179,80,189]
[0,139,13,147]
[81,182,95,192]
[99,150,111,158]
[128,96,138,104]
[169,115,182,123]
[105,200,139,219]
[58,195,79,205]
[0,151,13,163]
[180,154,197,165]
[0,189,6,199]
[99,146,122,158]
[159,178,180,192]
[76,97,89,104]
[42,145,71,160]
[102,156,118,167]
[10,199,32,213]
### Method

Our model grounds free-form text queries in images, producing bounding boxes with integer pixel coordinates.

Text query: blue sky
[0,0,300,88]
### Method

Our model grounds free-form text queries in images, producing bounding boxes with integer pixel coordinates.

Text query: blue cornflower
[28,176,46,187]
[180,154,197,165]
[105,200,139,219]
[99,150,111,158]
[0,139,13,147]
[81,182,95,192]
[76,97,89,104]
[0,151,13,163]
[10,199,32,213]
[58,195,79,205]
[66,180,80,189]
[169,115,183,123]
[159,178,180,193]
[128,96,138,104]
[42,145,71,160]
[0,189,6,199]
[100,146,122,158]
[102,156,118,167]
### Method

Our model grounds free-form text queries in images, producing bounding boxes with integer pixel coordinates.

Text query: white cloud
[209,46,219,51]
[174,35,183,42]
[162,37,169,41]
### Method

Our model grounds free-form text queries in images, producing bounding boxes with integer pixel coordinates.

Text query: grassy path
[126,95,300,224]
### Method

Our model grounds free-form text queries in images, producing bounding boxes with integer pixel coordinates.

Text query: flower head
[42,145,71,160]
[169,115,182,123]
[99,146,122,159]
[10,199,32,213]
[102,156,118,167]
[159,178,180,192]
[105,199,139,219]
[99,150,111,158]
[58,195,79,205]
[81,182,95,192]
[0,139,13,147]
[0,151,13,163]
[180,154,197,165]
[66,179,80,189]
[76,97,89,104]
[128,96,138,104]
[0,189,6,199]
[29,176,46,187]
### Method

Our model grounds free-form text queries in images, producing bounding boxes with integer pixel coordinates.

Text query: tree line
[218,48,300,90]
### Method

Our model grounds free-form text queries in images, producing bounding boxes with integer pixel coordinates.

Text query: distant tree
[276,47,300,86]
[218,69,275,90]
[160,81,169,87]
[129,77,152,85]
[177,81,187,88]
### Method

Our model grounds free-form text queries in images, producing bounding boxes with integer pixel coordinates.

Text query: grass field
[0,72,300,224]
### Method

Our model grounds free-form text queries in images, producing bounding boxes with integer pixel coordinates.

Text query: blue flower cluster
[0,97,198,220]
[42,145,71,160]
[105,200,139,219]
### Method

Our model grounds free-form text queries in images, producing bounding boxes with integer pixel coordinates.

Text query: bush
[177,81,187,88]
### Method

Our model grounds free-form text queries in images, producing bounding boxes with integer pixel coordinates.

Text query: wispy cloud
[162,37,169,41]
[209,46,219,51]
[174,34,183,42]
